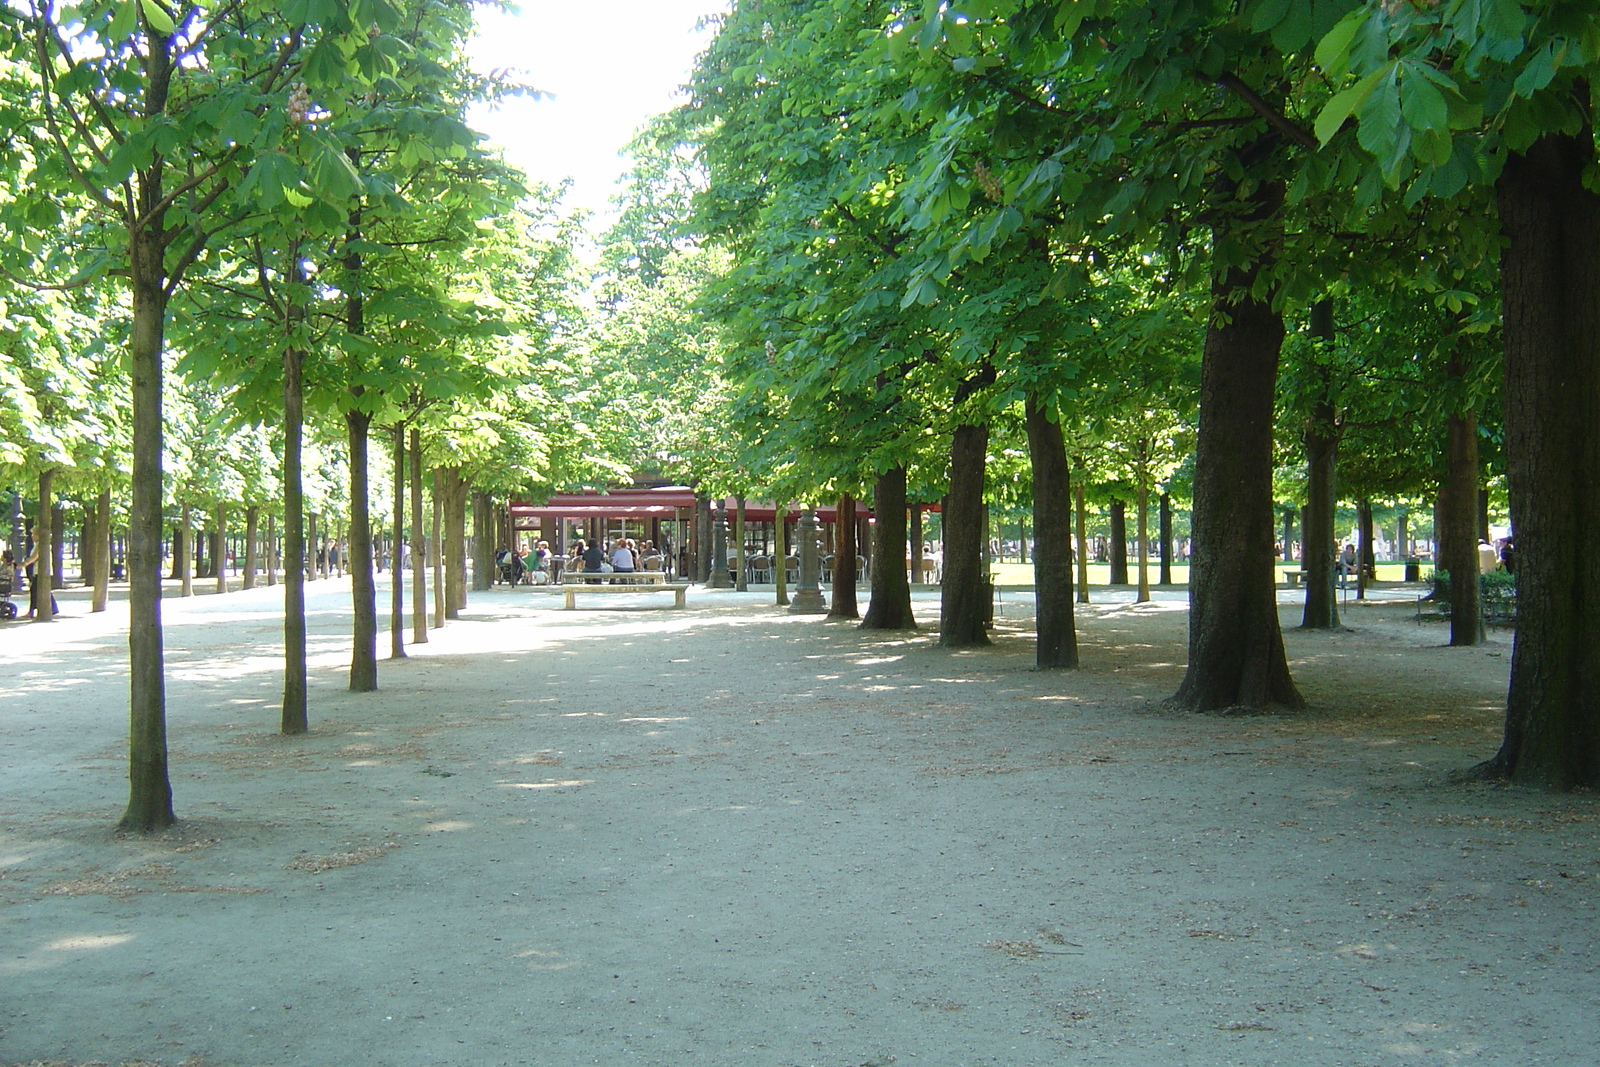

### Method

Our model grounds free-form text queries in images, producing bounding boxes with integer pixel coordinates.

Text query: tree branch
[1215,73,1318,151]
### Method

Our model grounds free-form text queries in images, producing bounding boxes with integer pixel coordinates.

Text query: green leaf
[107,0,139,41]
[1315,65,1387,146]
[1512,41,1557,99]
[140,0,176,35]
[1314,9,1365,77]
[1399,64,1448,133]
[1249,0,1292,34]
[1270,0,1313,52]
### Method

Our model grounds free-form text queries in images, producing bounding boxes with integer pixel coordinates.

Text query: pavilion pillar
[788,508,827,614]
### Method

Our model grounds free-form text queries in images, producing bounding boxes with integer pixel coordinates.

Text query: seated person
[609,538,636,583]
[579,539,606,583]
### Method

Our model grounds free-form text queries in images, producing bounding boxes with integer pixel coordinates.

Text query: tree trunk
[120,212,174,832]
[179,502,193,597]
[431,468,446,628]
[390,426,406,659]
[80,508,96,589]
[447,468,467,614]
[1158,493,1173,587]
[1475,128,1600,787]
[940,422,991,647]
[774,504,789,606]
[1108,500,1129,585]
[1443,355,1484,645]
[92,488,111,612]
[1135,480,1151,603]
[1301,382,1341,627]
[307,511,319,581]
[734,496,748,592]
[1169,179,1303,713]
[32,469,55,622]
[410,428,428,644]
[829,494,859,620]
[282,341,308,735]
[214,502,227,595]
[1356,498,1374,600]
[862,467,915,629]
[346,408,378,692]
[472,487,492,592]
[1074,478,1090,604]
[1025,396,1077,668]
[910,504,924,585]
[243,505,259,590]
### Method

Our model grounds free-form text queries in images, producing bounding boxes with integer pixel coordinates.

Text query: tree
[1320,0,1600,786]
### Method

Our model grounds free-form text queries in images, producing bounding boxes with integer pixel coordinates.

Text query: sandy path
[0,579,1595,1067]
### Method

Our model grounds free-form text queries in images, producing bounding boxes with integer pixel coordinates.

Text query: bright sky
[467,0,728,225]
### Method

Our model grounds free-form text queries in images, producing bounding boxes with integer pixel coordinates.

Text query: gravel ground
[0,576,1595,1067]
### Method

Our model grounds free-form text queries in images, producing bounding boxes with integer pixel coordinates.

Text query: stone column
[788,507,827,614]
[708,501,732,588]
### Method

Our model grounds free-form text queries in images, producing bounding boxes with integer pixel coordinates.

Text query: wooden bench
[561,573,687,609]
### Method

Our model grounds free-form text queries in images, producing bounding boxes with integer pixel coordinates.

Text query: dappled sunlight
[422,820,473,832]
[46,932,135,952]
[499,779,594,790]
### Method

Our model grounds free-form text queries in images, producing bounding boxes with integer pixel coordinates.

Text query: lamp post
[708,500,732,588]
[788,507,827,613]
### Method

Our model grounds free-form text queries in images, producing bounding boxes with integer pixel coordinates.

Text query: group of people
[5,526,59,618]
[570,537,662,583]
[494,541,553,585]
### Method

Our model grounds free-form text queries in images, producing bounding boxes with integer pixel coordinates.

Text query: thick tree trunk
[829,494,860,619]
[243,505,259,590]
[1477,129,1600,787]
[862,468,915,629]
[1025,396,1077,668]
[940,422,991,647]
[282,342,308,734]
[120,222,173,832]
[1169,182,1303,712]
[346,408,378,692]
[1108,500,1129,585]
[390,426,406,659]
[92,488,111,612]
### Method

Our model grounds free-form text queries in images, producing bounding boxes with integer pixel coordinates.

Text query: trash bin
[1404,558,1421,582]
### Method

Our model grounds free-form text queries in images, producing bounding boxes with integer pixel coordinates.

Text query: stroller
[495,549,526,587]
[0,570,16,620]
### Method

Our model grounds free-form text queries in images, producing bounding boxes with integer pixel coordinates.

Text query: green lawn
[986,561,1421,586]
